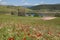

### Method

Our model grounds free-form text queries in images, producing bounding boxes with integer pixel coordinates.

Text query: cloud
[21,2,39,6]
[20,0,27,3]
[0,0,2,1]
[0,1,7,5]
[33,3,40,5]
[21,0,46,6]
[24,2,29,5]
[33,1,48,5]
[40,1,45,4]
[0,0,7,5]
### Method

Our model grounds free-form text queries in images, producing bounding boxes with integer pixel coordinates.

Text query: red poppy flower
[27,33,30,36]
[23,37,26,40]
[57,32,60,37]
[48,32,52,35]
[58,32,60,34]
[36,33,42,37]
[8,37,14,40]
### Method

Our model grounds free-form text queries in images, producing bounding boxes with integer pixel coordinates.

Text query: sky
[0,0,60,6]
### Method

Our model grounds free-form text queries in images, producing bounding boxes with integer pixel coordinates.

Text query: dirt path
[41,17,56,20]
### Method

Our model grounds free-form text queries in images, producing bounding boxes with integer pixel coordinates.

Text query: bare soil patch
[41,17,56,20]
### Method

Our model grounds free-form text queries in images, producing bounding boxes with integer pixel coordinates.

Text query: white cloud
[24,2,29,5]
[0,1,7,5]
[21,2,39,6]
[40,1,44,4]
[0,0,2,2]
[22,2,35,6]
[33,3,40,5]
[39,1,52,4]
[22,0,46,6]
[0,0,7,5]
[33,1,48,5]
[20,0,26,3]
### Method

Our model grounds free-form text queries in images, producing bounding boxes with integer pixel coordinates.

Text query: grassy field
[0,15,60,40]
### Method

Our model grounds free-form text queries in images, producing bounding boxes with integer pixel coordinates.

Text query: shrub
[11,11,15,15]
[55,13,60,17]
[34,13,39,17]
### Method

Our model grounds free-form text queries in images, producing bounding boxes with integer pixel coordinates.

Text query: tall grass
[0,15,60,40]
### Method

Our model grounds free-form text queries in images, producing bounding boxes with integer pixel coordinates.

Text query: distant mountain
[22,5,32,8]
[30,4,60,10]
[22,5,38,8]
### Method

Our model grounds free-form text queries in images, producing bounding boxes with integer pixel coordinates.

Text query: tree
[18,8,25,16]
[34,13,39,17]
[55,13,60,17]
[11,11,14,15]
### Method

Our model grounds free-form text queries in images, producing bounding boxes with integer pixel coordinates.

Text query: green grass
[0,15,60,40]
[0,5,33,14]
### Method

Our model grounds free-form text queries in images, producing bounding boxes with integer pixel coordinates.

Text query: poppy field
[0,15,60,40]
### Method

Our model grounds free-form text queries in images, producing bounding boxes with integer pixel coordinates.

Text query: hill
[0,5,33,14]
[30,4,60,12]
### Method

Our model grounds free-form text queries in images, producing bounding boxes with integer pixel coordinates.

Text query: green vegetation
[0,5,33,15]
[30,4,60,10]
[55,13,60,17]
[0,4,60,40]
[0,4,60,17]
[34,13,39,17]
[30,4,60,12]
[0,15,60,40]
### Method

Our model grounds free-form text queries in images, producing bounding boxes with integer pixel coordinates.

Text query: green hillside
[30,4,60,12]
[0,5,33,14]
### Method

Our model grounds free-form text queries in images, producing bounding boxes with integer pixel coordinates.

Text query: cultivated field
[0,15,60,40]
